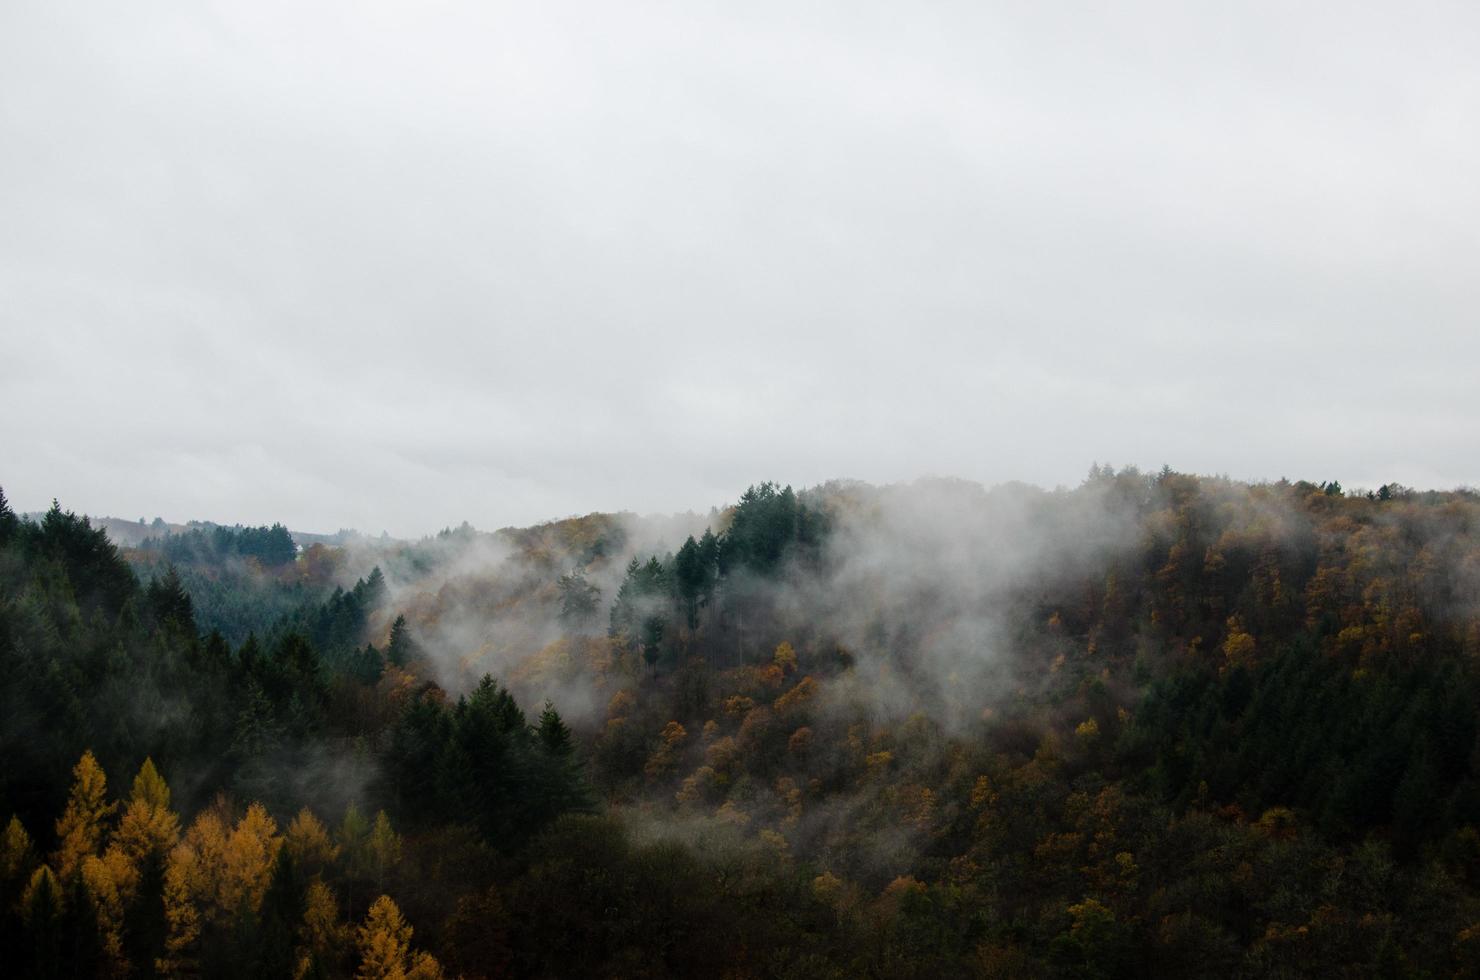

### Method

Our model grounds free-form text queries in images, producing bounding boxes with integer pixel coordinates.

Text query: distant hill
[20,512,377,550]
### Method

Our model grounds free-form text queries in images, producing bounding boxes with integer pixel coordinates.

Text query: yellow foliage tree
[286,808,341,878]
[115,757,182,866]
[78,758,182,972]
[2,814,35,883]
[222,803,282,915]
[82,847,135,971]
[159,809,225,976]
[722,695,755,717]
[294,879,349,980]
[674,766,719,806]
[53,750,115,882]
[22,864,64,927]
[812,870,844,906]
[356,894,445,980]
[157,852,201,977]
[644,722,689,783]
[1221,616,1256,672]
[131,756,171,809]
[774,676,818,714]
[159,801,283,973]
[704,736,741,777]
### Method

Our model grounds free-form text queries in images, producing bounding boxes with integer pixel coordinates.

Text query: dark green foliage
[507,815,856,978]
[139,521,297,567]
[11,476,1480,977]
[719,482,799,575]
[0,495,396,824]
[274,570,385,674]
[0,488,19,545]
[673,536,706,630]
[609,556,672,656]
[536,699,572,755]
[36,501,138,618]
[385,613,416,668]
[382,677,593,845]
[556,571,601,629]
[145,566,196,634]
[603,485,830,668]
[1121,637,1480,854]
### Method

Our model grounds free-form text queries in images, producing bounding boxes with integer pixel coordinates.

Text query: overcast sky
[3,2,1478,536]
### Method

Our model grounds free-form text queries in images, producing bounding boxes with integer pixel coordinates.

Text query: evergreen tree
[674,537,705,630]
[386,615,416,668]
[147,565,197,633]
[557,571,601,629]
[0,486,18,545]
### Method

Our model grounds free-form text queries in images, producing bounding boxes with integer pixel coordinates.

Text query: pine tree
[386,615,414,668]
[147,566,197,632]
[532,702,594,826]
[674,537,704,630]
[557,571,601,629]
[362,567,387,607]
[0,486,18,545]
[537,701,573,756]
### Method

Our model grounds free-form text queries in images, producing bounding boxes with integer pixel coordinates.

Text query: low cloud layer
[4,2,1479,534]
[357,477,1151,738]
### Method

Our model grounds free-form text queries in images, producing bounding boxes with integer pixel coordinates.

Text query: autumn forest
[4,470,1480,978]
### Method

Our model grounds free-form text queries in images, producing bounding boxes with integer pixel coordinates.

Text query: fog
[4,2,1480,535]
[358,476,1152,736]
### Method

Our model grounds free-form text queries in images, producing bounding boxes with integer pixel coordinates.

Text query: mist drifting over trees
[4,469,1480,976]
[5,1,1478,974]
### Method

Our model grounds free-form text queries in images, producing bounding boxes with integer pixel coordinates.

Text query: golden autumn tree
[110,757,182,890]
[22,864,64,926]
[53,750,115,882]
[79,758,183,975]
[157,851,200,978]
[356,894,444,980]
[81,846,134,972]
[285,808,341,879]
[644,721,688,783]
[40,752,140,980]
[159,807,226,977]
[118,758,178,848]
[159,800,283,976]
[294,879,350,980]
[2,814,35,884]
[1220,616,1256,673]
[221,803,283,917]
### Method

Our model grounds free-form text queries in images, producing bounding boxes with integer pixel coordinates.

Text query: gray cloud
[3,1,1478,534]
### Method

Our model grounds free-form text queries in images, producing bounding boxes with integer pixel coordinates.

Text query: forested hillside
[4,470,1480,977]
